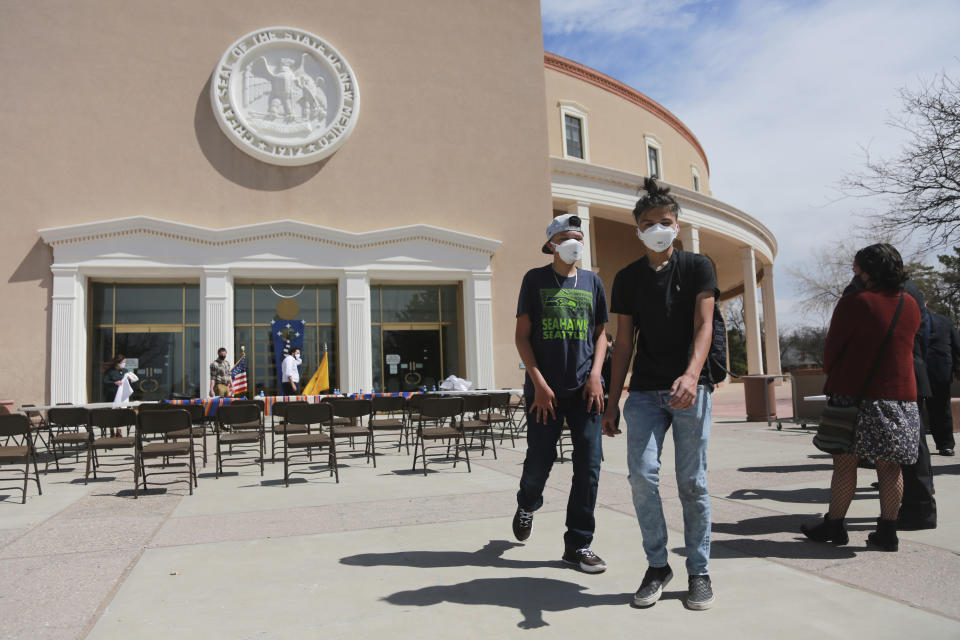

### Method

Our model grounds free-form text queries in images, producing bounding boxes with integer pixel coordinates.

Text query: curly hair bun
[643,176,670,197]
[634,177,680,220]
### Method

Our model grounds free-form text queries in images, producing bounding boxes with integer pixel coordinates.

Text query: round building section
[544,52,779,376]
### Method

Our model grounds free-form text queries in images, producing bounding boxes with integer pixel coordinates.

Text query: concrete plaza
[1,385,958,639]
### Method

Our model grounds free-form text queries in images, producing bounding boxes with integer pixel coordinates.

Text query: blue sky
[541,0,960,326]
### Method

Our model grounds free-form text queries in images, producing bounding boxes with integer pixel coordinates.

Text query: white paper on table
[113,372,139,404]
[439,375,472,391]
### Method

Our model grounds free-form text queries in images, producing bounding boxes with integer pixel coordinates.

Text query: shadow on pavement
[738,463,834,473]
[712,513,875,537]
[383,577,631,628]
[341,540,563,570]
[726,486,874,504]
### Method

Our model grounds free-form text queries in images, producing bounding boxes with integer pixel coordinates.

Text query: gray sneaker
[686,575,715,610]
[633,564,673,607]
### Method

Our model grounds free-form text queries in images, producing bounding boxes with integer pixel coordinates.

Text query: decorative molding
[210,26,360,166]
[545,52,710,175]
[550,157,778,261]
[39,217,500,257]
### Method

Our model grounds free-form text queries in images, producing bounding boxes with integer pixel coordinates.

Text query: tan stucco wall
[0,0,552,402]
[545,68,710,194]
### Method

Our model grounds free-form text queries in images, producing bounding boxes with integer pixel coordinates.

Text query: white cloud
[545,0,960,327]
[541,0,705,36]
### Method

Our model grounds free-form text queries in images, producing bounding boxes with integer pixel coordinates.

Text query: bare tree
[787,239,859,322]
[841,71,960,246]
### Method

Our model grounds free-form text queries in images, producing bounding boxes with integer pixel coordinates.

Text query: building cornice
[550,157,777,260]
[39,217,502,257]
[544,52,710,175]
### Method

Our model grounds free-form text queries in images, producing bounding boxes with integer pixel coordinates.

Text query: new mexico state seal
[211,26,360,166]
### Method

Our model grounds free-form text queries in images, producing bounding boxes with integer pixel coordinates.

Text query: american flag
[230,353,248,396]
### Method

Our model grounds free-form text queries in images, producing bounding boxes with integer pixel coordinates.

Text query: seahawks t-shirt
[516,265,608,396]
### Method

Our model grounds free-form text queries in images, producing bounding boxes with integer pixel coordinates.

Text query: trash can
[743,375,777,422]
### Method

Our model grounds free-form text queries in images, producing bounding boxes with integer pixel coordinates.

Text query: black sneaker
[632,564,673,606]
[562,547,607,573]
[686,575,715,610]
[512,506,534,541]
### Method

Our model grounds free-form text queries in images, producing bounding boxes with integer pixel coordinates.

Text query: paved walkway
[1,387,957,639]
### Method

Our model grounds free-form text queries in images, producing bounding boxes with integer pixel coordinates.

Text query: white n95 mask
[551,239,584,264]
[637,224,678,252]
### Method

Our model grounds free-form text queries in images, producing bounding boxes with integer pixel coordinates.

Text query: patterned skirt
[828,395,920,465]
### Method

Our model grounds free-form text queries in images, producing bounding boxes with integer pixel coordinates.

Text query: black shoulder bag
[813,292,905,454]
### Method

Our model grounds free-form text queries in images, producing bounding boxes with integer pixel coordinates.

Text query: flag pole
[233,345,246,369]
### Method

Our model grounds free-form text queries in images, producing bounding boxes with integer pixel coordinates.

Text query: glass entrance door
[381,330,441,392]
[114,330,183,401]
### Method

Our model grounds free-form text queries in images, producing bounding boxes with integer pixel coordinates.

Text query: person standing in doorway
[602,177,718,610]
[209,347,232,397]
[926,311,960,456]
[281,347,302,396]
[513,213,609,574]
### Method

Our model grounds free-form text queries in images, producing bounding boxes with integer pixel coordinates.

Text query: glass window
[371,327,382,392]
[648,146,661,179]
[115,285,183,324]
[91,284,113,325]
[693,173,701,192]
[565,114,583,159]
[381,287,440,323]
[234,284,338,396]
[234,285,253,325]
[440,286,458,323]
[442,324,461,378]
[90,283,199,401]
[185,287,200,324]
[317,286,337,324]
[370,286,381,324]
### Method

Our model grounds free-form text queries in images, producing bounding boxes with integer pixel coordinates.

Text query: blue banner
[271,319,305,392]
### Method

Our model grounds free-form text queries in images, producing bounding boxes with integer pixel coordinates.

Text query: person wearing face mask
[103,354,128,402]
[281,346,303,396]
[512,213,609,574]
[209,347,232,397]
[602,177,719,611]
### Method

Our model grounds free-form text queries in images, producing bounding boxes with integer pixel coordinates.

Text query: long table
[168,393,420,417]
[19,390,525,418]
[17,401,155,412]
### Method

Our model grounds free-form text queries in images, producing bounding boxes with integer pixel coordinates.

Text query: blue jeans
[623,387,712,575]
[517,391,603,552]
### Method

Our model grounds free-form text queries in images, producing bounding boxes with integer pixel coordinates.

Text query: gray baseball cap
[541,213,583,254]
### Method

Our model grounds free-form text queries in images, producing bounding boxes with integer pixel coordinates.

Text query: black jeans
[517,390,602,552]
[928,381,956,450]
[900,401,937,527]
[281,381,298,396]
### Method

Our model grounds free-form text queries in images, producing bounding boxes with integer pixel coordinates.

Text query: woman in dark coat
[102,354,127,402]
[801,244,921,551]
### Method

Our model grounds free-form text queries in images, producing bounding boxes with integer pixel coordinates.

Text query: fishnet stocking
[876,460,903,520]
[827,454,859,520]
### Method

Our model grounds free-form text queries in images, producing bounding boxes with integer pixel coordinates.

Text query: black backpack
[677,251,735,385]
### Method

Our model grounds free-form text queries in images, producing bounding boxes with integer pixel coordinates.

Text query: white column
[200,268,234,392]
[761,266,782,375]
[679,224,700,253]
[338,270,372,393]
[464,271,495,389]
[740,247,764,375]
[50,265,86,404]
[566,201,594,271]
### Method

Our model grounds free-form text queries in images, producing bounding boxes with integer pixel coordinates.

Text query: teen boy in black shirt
[513,213,609,573]
[603,178,718,610]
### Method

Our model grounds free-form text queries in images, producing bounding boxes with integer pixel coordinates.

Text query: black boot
[801,514,848,545]
[867,518,899,551]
